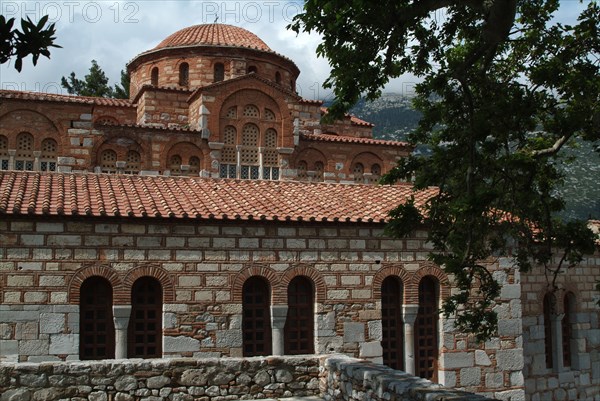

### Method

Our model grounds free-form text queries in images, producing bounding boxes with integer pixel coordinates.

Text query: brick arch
[406,263,450,304]
[292,147,327,169]
[0,109,63,149]
[349,151,384,178]
[372,264,411,302]
[277,265,327,304]
[122,265,175,304]
[162,140,207,171]
[92,133,148,168]
[68,265,122,304]
[231,265,279,303]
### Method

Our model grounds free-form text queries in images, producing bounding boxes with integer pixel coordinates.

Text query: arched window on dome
[314,161,324,182]
[297,161,307,181]
[0,135,9,170]
[40,138,58,172]
[15,132,34,171]
[220,125,237,179]
[124,150,141,175]
[188,156,200,176]
[263,128,279,180]
[100,149,117,173]
[264,109,275,121]
[169,155,182,176]
[151,67,159,86]
[247,65,257,74]
[214,63,225,82]
[353,162,364,183]
[179,62,189,86]
[275,71,281,85]
[240,123,260,179]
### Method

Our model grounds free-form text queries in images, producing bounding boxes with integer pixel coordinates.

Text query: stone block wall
[0,356,321,401]
[0,216,530,398]
[322,355,496,401]
[520,255,600,401]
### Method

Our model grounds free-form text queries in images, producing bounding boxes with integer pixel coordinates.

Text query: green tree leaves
[0,15,61,72]
[61,60,129,99]
[292,0,600,340]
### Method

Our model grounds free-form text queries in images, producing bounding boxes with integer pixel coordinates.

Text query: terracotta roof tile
[320,107,374,127]
[301,133,410,147]
[0,171,436,223]
[0,89,134,107]
[155,24,271,52]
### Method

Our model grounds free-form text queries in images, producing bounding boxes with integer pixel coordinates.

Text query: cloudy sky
[0,0,589,102]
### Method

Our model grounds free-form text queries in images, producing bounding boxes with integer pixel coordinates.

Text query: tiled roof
[320,107,374,127]
[0,90,134,107]
[155,24,271,52]
[0,171,436,222]
[301,133,410,147]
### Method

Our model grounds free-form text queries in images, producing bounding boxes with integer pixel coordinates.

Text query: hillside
[348,94,600,221]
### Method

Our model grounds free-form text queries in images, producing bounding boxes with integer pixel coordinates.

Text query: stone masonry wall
[0,216,526,398]
[0,356,321,401]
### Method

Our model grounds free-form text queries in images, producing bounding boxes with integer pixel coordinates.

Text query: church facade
[0,24,599,401]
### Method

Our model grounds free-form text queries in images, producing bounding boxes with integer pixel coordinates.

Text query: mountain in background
[346,93,600,221]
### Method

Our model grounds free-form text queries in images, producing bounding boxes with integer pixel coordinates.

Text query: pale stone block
[0,340,18,358]
[36,222,64,232]
[50,292,67,304]
[188,237,211,247]
[351,289,371,299]
[20,235,44,246]
[39,276,65,287]
[215,291,230,301]
[510,371,524,386]
[179,276,201,287]
[17,262,43,271]
[440,370,456,387]
[460,367,481,386]
[439,352,474,369]
[176,250,204,261]
[164,336,200,353]
[164,313,177,329]
[486,372,504,388]
[343,322,365,343]
[40,313,64,334]
[359,341,382,358]
[341,276,360,285]
[239,238,258,248]
[216,330,242,347]
[368,321,382,341]
[496,349,524,370]
[498,319,522,336]
[327,290,349,300]
[47,235,81,246]
[475,350,492,366]
[3,292,20,303]
[19,340,48,355]
[24,292,47,303]
[7,275,33,287]
[500,284,521,300]
[49,334,77,354]
[206,276,228,286]
[195,291,212,301]
[213,238,235,248]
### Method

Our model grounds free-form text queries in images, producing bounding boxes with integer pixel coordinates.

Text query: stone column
[258,147,264,179]
[552,313,565,371]
[113,305,132,359]
[271,305,289,356]
[7,149,15,170]
[33,151,41,171]
[403,304,420,375]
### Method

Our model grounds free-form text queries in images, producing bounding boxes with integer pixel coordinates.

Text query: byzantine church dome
[154,24,272,53]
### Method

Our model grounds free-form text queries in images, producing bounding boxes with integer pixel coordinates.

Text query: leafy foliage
[291,0,600,340]
[0,15,61,71]
[61,60,129,99]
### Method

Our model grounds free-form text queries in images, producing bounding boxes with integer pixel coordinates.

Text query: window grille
[124,150,141,174]
[415,277,438,381]
[214,63,225,82]
[242,105,260,118]
[189,156,200,175]
[381,276,404,370]
[284,276,314,354]
[128,277,162,358]
[297,161,307,180]
[242,277,272,356]
[170,155,182,175]
[0,135,8,170]
[101,149,117,173]
[79,277,115,360]
[179,62,189,86]
[264,109,276,121]
[40,138,57,172]
[353,163,364,183]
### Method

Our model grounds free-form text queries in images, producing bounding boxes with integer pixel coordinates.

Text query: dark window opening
[151,67,159,86]
[214,63,224,82]
[242,276,272,356]
[80,277,115,360]
[128,277,163,358]
[247,65,257,74]
[415,276,438,382]
[284,276,314,354]
[179,62,189,86]
[275,71,281,84]
[544,293,555,369]
[381,276,404,370]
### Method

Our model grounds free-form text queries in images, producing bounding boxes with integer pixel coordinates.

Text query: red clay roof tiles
[0,89,134,107]
[0,171,436,223]
[300,133,410,147]
[155,24,271,52]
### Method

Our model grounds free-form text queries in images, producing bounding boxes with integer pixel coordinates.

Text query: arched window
[0,135,9,170]
[128,277,163,358]
[297,161,307,181]
[263,128,279,180]
[124,150,141,175]
[353,163,364,183]
[290,80,296,92]
[151,67,159,86]
[240,123,259,179]
[247,65,257,74]
[100,149,117,173]
[370,164,381,183]
[189,156,200,175]
[242,276,272,356]
[275,71,281,85]
[415,276,438,381]
[314,161,324,182]
[381,276,404,370]
[15,132,34,171]
[179,62,189,86]
[242,105,260,118]
[225,106,237,119]
[214,62,225,82]
[40,138,57,172]
[544,293,555,369]
[264,109,275,121]
[80,277,115,360]
[169,155,182,176]
[220,125,237,178]
[563,292,575,368]
[284,276,314,355]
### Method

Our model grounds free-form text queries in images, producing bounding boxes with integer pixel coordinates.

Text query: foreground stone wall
[322,355,497,401]
[0,355,502,401]
[0,356,321,401]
